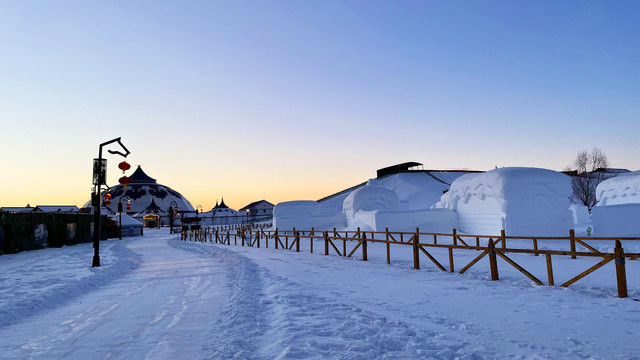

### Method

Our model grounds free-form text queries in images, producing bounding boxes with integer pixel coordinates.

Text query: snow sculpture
[439,167,573,236]
[595,171,640,206]
[592,172,640,236]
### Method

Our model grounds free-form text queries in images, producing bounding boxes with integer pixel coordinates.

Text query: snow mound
[440,167,572,236]
[596,171,640,206]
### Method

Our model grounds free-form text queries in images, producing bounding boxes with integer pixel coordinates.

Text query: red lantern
[126,200,131,210]
[118,161,131,174]
[105,193,112,200]
[119,176,132,189]
[105,200,111,206]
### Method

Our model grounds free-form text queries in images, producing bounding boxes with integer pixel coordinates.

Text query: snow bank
[439,167,573,236]
[346,208,458,233]
[273,201,346,230]
[596,171,640,206]
[592,204,640,237]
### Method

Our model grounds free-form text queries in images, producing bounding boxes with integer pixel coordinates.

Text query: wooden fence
[181,226,639,298]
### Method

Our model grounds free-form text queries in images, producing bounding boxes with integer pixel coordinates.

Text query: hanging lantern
[118,161,131,174]
[105,200,111,206]
[126,200,131,211]
[105,193,112,200]
[119,176,132,189]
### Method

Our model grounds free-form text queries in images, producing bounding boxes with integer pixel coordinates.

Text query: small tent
[111,213,144,237]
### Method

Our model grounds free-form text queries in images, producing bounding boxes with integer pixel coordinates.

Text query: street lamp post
[92,137,130,267]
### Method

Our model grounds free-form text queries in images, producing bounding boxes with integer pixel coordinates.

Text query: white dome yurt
[86,166,195,226]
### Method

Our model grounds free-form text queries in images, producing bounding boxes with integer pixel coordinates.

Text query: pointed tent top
[130,166,157,184]
[214,200,219,209]
[219,197,228,209]
[144,198,163,212]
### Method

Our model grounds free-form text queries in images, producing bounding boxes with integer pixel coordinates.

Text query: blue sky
[1,1,638,210]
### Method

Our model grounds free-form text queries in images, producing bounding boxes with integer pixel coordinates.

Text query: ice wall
[596,171,640,206]
[439,167,573,236]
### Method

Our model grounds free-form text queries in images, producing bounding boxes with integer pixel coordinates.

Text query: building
[239,200,274,222]
[83,166,195,226]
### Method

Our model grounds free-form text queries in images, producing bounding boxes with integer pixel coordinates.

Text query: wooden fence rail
[181,225,639,298]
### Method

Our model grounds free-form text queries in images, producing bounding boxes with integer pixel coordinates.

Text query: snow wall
[592,204,640,237]
[439,167,573,236]
[273,183,457,232]
[273,200,346,230]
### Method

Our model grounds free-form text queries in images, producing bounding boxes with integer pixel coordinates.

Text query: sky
[1,1,639,210]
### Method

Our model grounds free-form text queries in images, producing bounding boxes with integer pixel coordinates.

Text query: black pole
[92,137,130,268]
[92,182,101,267]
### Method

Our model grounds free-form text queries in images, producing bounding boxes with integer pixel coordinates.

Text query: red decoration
[119,176,131,189]
[105,193,112,200]
[105,200,111,206]
[118,161,131,174]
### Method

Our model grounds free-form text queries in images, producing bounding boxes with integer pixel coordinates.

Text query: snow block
[440,167,573,236]
[343,184,400,228]
[273,200,346,230]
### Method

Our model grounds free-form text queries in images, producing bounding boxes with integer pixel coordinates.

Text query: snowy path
[1,229,640,359]
[1,233,230,359]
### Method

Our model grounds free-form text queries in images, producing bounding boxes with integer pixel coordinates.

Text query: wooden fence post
[570,229,576,259]
[452,228,457,246]
[488,238,499,281]
[501,229,506,250]
[242,230,245,246]
[257,230,260,248]
[324,231,329,255]
[615,240,628,298]
[295,231,300,252]
[362,233,367,261]
[413,228,420,270]
[385,227,390,264]
[449,247,454,272]
[546,254,554,286]
[275,228,279,249]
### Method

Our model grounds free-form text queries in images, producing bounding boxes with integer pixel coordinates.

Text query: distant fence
[0,212,107,254]
[181,226,639,298]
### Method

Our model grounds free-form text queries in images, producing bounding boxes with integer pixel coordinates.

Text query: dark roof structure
[239,200,274,211]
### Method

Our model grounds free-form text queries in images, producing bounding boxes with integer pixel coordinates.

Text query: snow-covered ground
[2,228,640,359]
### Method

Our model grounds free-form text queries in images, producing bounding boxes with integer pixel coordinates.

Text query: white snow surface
[440,167,573,236]
[2,228,640,359]
[596,171,640,206]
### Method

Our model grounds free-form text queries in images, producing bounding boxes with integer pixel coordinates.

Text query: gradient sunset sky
[1,1,639,211]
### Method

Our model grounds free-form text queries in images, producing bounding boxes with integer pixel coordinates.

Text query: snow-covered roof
[36,205,80,213]
[110,213,144,227]
[0,207,38,212]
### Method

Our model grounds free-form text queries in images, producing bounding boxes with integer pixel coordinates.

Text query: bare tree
[568,148,609,211]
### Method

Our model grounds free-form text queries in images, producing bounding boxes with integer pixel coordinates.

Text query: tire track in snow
[168,240,269,359]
